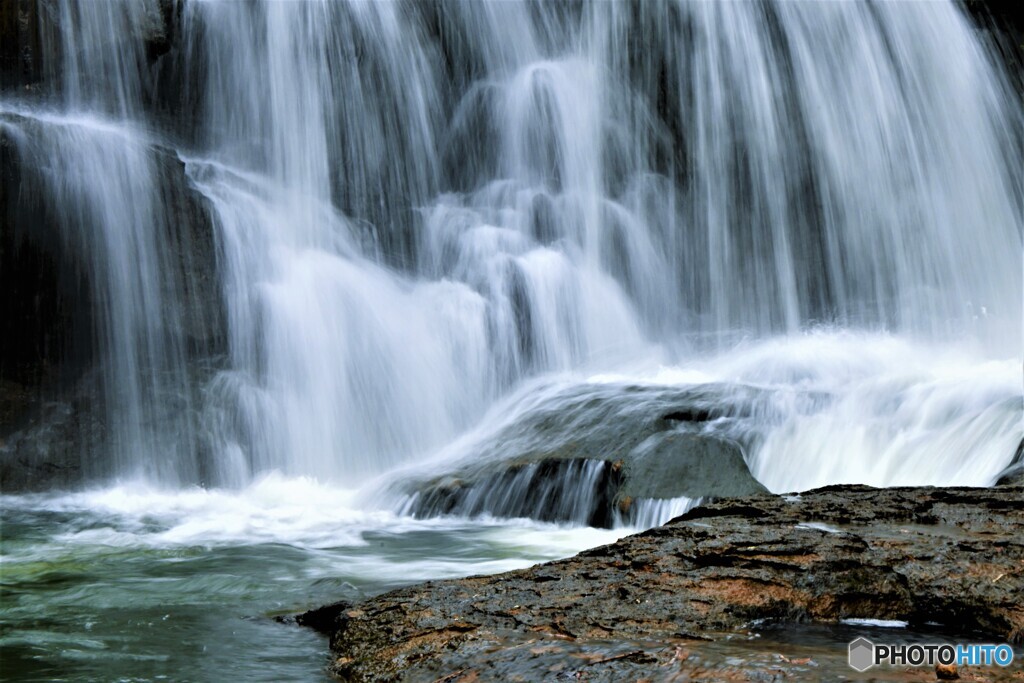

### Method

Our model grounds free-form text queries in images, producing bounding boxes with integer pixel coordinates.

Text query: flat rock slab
[307,485,1024,681]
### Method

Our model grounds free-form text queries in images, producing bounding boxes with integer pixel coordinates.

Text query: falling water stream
[1,0,1020,680]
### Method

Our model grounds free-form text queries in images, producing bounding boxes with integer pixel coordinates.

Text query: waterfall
[1,0,1020,492]
[2,0,207,484]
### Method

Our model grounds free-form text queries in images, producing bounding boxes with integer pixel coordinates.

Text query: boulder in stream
[393,382,778,527]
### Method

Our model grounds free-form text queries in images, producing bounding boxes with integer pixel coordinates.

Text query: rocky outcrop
[393,382,772,527]
[0,123,93,397]
[963,0,1024,44]
[996,439,1023,486]
[1,0,180,97]
[305,485,1024,682]
[1,111,224,383]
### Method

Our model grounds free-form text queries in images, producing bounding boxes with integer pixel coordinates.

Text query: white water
[0,477,627,682]
[181,0,1020,491]
[584,331,1022,492]
[2,1,1022,515]
[0,7,1021,681]
[1,474,624,572]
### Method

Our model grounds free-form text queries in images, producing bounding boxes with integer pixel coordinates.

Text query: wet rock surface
[395,382,774,526]
[0,0,43,90]
[0,111,225,491]
[995,440,1023,487]
[0,372,103,491]
[308,485,1024,682]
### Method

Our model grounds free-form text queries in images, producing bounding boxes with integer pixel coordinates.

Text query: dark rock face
[0,112,224,379]
[0,0,43,90]
[408,458,625,529]
[0,111,225,491]
[395,382,770,527]
[996,439,1023,486]
[1,118,96,471]
[0,371,104,491]
[962,0,1024,45]
[153,149,225,357]
[961,0,1024,109]
[1,0,181,104]
[0,125,94,396]
[625,431,765,500]
[310,485,1024,682]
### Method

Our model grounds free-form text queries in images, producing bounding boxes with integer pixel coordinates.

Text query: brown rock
[303,485,1024,681]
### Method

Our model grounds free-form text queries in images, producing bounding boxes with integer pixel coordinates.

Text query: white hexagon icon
[848,637,875,672]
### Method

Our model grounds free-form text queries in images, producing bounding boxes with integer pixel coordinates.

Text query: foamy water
[1,0,1020,680]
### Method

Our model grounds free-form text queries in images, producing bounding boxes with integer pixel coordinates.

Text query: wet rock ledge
[302,485,1024,682]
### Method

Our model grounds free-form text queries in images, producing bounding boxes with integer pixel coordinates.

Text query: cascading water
[1,0,209,485]
[2,0,1021,490]
[0,2,1020,679]
[168,0,1020,490]
[0,111,201,484]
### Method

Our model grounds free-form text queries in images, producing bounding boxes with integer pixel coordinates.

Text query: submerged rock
[394,382,772,527]
[308,485,1024,682]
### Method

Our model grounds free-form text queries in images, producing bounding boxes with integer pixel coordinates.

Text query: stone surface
[306,485,1024,682]
[395,382,773,526]
[0,111,224,491]
[995,439,1023,487]
[0,374,102,491]
[962,0,1024,101]
[0,0,42,90]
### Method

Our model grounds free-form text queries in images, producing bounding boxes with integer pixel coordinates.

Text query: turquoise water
[0,476,624,682]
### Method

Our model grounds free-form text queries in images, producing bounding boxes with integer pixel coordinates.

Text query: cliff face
[0,112,223,489]
[301,485,1024,682]
[0,0,222,489]
[0,0,41,90]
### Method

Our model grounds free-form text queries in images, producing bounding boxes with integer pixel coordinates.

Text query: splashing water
[179,0,1020,489]
[3,0,1019,490]
[0,2,1021,679]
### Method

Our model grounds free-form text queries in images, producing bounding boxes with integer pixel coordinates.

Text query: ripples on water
[0,476,627,682]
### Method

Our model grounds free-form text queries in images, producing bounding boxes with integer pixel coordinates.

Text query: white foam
[1,473,627,575]
[796,522,843,534]
[651,332,1021,493]
[841,618,909,629]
